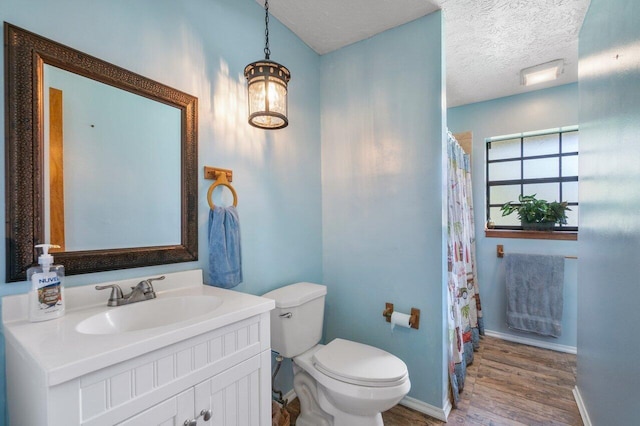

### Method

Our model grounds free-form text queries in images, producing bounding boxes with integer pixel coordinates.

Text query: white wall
[448,84,579,350]
[577,0,640,423]
[321,13,448,409]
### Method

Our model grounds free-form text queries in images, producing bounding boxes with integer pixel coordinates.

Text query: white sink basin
[76,295,223,335]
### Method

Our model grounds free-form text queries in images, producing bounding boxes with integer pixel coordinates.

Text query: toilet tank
[262,282,327,358]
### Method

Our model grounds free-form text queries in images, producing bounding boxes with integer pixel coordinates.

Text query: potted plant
[500,194,570,231]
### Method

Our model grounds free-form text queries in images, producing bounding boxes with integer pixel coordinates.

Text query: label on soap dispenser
[33,272,62,309]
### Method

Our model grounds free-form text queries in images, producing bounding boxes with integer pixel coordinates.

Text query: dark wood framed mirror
[4,23,198,282]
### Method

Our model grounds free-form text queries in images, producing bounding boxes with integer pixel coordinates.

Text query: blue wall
[7,0,588,420]
[578,0,640,423]
[0,0,322,420]
[448,84,579,351]
[321,13,448,408]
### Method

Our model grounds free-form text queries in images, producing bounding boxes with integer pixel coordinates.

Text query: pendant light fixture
[244,0,291,129]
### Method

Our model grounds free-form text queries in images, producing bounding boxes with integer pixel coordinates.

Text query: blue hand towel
[207,206,242,288]
[505,253,564,337]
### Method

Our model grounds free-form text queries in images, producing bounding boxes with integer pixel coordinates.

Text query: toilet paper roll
[390,311,412,331]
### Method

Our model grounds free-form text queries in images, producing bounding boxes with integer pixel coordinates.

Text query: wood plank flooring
[284,336,582,425]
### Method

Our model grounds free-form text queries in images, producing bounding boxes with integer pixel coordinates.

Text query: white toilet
[262,282,411,426]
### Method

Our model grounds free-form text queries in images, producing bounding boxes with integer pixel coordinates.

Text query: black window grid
[486,130,578,231]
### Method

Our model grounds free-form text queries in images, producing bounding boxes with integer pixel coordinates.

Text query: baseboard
[400,395,449,422]
[283,389,297,404]
[281,390,449,422]
[442,397,452,420]
[572,386,593,426]
[484,329,577,354]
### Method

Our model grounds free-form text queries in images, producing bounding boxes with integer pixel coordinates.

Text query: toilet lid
[312,339,408,387]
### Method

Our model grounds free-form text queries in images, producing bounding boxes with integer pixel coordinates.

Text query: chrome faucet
[96,276,165,306]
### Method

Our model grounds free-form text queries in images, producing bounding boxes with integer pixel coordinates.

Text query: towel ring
[207,180,238,210]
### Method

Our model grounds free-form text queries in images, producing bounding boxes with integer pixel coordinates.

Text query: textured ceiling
[258,0,591,107]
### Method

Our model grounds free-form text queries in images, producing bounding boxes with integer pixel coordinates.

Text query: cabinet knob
[200,409,212,421]
[184,409,212,425]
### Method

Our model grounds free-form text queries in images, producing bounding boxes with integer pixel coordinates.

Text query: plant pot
[521,221,556,231]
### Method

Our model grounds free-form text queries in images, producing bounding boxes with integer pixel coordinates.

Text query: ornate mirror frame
[4,23,198,281]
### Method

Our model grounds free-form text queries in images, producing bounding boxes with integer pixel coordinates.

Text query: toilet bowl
[293,339,410,426]
[262,283,411,426]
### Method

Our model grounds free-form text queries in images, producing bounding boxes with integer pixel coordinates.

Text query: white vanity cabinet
[3,270,276,426]
[117,388,194,425]
[8,312,271,426]
[122,352,267,426]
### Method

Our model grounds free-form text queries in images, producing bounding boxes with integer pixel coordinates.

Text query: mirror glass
[5,23,198,281]
[43,65,181,252]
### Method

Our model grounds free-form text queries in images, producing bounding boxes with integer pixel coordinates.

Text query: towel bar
[496,244,577,259]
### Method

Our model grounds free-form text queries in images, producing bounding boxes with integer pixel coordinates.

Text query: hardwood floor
[284,336,582,425]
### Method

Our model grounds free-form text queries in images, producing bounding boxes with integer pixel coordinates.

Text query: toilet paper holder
[382,303,420,330]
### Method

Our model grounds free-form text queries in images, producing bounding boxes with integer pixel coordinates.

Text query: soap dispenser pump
[27,244,65,322]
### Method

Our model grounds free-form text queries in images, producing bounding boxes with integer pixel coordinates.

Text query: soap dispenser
[27,244,65,322]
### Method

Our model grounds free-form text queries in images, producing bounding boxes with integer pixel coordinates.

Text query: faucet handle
[137,275,165,295]
[143,276,165,292]
[95,284,124,306]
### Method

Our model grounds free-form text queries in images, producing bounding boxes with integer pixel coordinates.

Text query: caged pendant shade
[244,60,290,129]
[244,0,291,129]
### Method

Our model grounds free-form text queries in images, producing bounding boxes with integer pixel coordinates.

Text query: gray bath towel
[505,253,564,337]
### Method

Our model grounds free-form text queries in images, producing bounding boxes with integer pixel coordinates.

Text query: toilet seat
[312,338,408,387]
[293,341,411,423]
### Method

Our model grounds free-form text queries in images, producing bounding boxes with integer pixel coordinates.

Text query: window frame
[485,126,579,234]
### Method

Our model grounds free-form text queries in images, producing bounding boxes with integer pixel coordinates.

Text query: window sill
[484,229,578,241]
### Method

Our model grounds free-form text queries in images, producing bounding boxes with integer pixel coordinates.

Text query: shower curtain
[446,131,484,407]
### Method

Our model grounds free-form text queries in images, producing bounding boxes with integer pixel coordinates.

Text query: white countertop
[2,270,274,386]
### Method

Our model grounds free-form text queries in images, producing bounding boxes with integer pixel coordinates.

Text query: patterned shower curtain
[446,131,484,407]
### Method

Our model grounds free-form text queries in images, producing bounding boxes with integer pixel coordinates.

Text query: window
[486,127,578,231]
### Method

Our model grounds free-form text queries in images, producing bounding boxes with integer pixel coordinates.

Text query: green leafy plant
[500,194,570,226]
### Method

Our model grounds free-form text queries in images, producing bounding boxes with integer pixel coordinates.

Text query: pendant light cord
[264,0,271,60]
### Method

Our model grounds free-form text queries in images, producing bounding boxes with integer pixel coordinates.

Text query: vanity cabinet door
[194,351,270,426]
[117,388,194,426]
